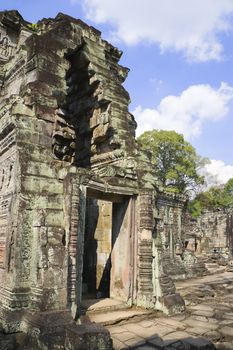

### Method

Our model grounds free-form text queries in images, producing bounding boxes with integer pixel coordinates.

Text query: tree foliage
[188,178,233,217]
[137,129,205,194]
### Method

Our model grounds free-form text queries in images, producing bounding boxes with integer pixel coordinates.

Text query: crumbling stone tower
[0,10,185,347]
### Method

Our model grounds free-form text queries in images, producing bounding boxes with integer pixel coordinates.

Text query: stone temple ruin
[184,209,233,269]
[0,10,232,350]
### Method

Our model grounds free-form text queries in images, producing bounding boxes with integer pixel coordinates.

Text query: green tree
[222,178,233,207]
[188,186,223,217]
[188,178,233,217]
[137,129,205,194]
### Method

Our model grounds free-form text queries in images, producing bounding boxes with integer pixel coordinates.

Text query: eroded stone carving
[0,32,15,61]
[184,209,233,266]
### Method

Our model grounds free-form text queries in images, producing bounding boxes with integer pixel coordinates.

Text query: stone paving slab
[183,318,219,331]
[121,323,162,339]
[224,313,233,320]
[112,337,128,350]
[192,310,215,318]
[122,323,152,334]
[192,315,209,322]
[185,327,207,336]
[182,337,215,350]
[204,331,222,342]
[146,336,164,348]
[215,341,233,350]
[144,324,176,338]
[163,331,192,340]
[213,304,232,311]
[105,271,233,349]
[139,325,174,338]
[190,305,214,312]
[205,318,219,324]
[219,320,233,326]
[139,320,157,328]
[157,318,186,330]
[124,336,146,347]
[219,326,233,340]
[113,331,136,342]
[110,326,128,334]
[172,314,187,322]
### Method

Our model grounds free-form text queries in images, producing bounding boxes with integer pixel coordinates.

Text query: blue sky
[1,0,233,185]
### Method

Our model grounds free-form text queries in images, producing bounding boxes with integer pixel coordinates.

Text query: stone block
[158,318,186,330]
[192,310,214,318]
[162,293,186,314]
[124,336,145,347]
[185,327,207,336]
[215,342,233,350]
[147,336,164,348]
[204,330,222,342]
[183,318,219,331]
[182,337,215,350]
[219,326,233,340]
[112,337,129,350]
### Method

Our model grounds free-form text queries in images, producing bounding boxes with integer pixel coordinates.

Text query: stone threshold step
[87,308,157,326]
[81,298,130,314]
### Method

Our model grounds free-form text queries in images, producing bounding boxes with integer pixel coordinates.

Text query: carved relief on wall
[0,237,5,267]
[0,152,16,193]
[0,192,15,269]
[0,149,17,269]
[0,31,15,61]
[139,192,154,230]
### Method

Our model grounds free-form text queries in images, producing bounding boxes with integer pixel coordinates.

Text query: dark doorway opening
[81,190,134,310]
[82,198,112,299]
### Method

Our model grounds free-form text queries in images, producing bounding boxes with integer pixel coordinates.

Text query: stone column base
[156,293,185,315]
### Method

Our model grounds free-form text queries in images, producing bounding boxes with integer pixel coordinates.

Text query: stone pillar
[137,191,155,308]
[64,170,87,320]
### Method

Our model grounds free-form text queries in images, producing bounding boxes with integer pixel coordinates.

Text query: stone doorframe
[63,170,138,319]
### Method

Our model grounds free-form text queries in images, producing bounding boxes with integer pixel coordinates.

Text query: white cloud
[132,82,233,139]
[75,0,233,61]
[200,159,233,187]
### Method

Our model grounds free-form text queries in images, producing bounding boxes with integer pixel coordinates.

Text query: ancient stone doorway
[82,198,112,299]
[82,190,134,306]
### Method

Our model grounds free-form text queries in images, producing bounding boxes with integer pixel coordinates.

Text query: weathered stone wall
[184,209,233,260]
[155,192,187,281]
[153,192,207,280]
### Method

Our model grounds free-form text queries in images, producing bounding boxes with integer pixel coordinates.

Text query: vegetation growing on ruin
[188,178,233,217]
[27,23,38,31]
[137,129,205,195]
